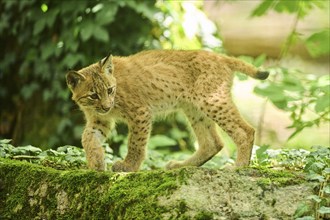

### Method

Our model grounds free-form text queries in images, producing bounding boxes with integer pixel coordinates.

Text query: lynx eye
[107,87,114,95]
[90,93,99,100]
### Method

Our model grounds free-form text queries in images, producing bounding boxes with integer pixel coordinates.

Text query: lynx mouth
[98,111,110,116]
[97,108,111,115]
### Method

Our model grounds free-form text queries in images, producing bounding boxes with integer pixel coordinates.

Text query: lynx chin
[66,50,269,172]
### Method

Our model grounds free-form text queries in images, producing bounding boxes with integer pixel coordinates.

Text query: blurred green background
[0,0,329,160]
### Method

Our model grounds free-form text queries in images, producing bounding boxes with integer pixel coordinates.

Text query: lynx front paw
[111,160,137,172]
[87,160,106,171]
[235,160,250,167]
[165,160,185,170]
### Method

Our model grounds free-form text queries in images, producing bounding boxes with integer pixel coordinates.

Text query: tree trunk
[0,159,314,219]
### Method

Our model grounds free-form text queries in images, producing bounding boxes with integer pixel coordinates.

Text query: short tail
[224,56,269,80]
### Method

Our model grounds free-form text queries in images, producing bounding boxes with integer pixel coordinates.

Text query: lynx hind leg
[166,107,223,170]
[201,98,255,167]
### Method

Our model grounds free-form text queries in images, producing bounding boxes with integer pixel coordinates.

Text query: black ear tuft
[101,54,113,75]
[101,54,111,66]
[66,71,85,90]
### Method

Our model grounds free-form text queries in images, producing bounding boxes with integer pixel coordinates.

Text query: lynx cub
[66,50,269,172]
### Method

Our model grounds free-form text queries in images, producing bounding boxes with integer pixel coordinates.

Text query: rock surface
[0,159,314,219]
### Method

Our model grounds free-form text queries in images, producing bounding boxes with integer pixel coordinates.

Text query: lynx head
[66,54,116,115]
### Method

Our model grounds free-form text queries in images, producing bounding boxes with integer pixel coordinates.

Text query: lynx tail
[226,56,269,80]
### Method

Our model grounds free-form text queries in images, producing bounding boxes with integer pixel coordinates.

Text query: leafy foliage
[0,139,231,170]
[1,139,86,169]
[0,0,161,147]
[305,29,330,58]
[303,147,330,220]
[0,1,220,150]
[254,68,330,139]
[249,0,330,140]
[154,1,222,51]
[252,145,330,220]
[251,0,326,19]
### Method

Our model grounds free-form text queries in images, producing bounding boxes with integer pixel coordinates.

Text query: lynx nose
[102,106,111,112]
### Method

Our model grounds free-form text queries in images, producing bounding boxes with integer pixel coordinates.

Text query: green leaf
[266,96,288,109]
[323,184,330,194]
[251,0,275,17]
[59,1,87,16]
[45,9,59,27]
[305,161,326,174]
[282,76,303,91]
[62,54,84,68]
[236,72,248,81]
[125,1,156,20]
[295,217,314,220]
[41,42,56,60]
[33,19,46,36]
[169,127,188,140]
[60,30,79,52]
[44,149,62,156]
[315,94,330,112]
[42,89,52,101]
[21,82,40,100]
[255,145,270,165]
[92,3,103,13]
[256,145,269,158]
[12,145,42,156]
[95,3,118,25]
[73,125,84,139]
[66,40,79,52]
[318,206,330,214]
[294,203,312,218]
[148,135,177,149]
[56,146,68,152]
[80,20,94,42]
[93,26,109,42]
[238,55,254,64]
[0,139,12,144]
[254,54,267,67]
[305,29,330,57]
[307,195,322,203]
[274,1,299,14]
[306,173,325,182]
[254,83,284,101]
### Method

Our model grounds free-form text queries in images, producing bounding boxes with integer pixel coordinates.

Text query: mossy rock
[0,159,314,219]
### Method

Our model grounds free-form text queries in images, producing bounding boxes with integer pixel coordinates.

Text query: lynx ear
[100,54,113,75]
[66,71,86,90]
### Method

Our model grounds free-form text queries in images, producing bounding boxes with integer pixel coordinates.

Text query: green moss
[178,200,188,214]
[0,158,195,219]
[0,159,59,219]
[237,166,305,189]
[194,210,214,220]
[98,169,189,219]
